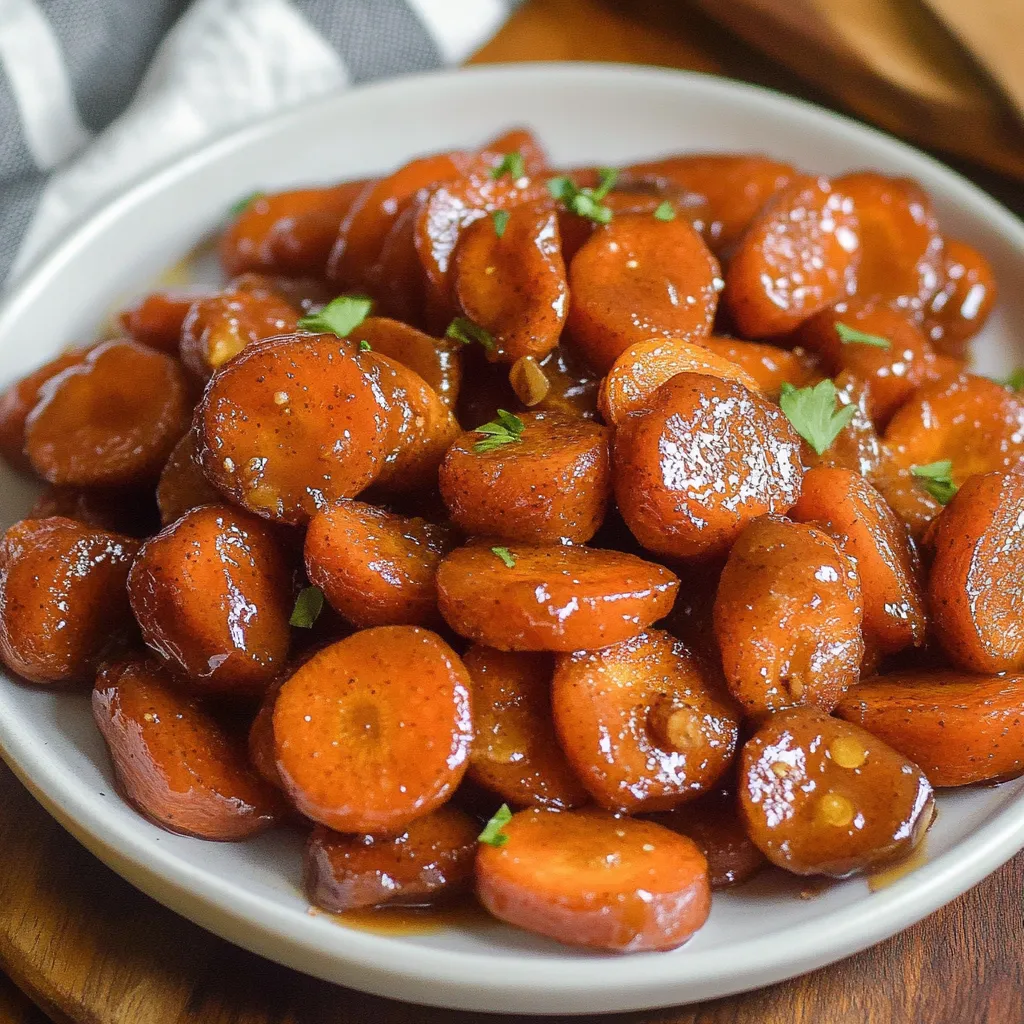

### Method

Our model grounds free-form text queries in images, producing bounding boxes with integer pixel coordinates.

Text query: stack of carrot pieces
[0,126,1019,954]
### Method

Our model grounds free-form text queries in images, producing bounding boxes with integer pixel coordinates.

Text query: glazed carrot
[304,500,455,628]
[650,785,766,888]
[836,171,943,314]
[836,671,1024,786]
[566,212,720,373]
[452,201,567,362]
[928,472,1024,673]
[362,350,460,495]
[248,686,284,790]
[713,516,864,716]
[128,505,293,695]
[197,333,390,523]
[598,337,761,425]
[724,176,859,337]
[305,807,479,912]
[0,348,92,473]
[180,285,298,378]
[415,173,549,316]
[739,707,933,877]
[873,464,944,545]
[531,344,600,420]
[613,373,804,560]
[25,340,191,487]
[155,428,221,526]
[354,316,462,408]
[438,411,611,543]
[436,544,678,652]
[624,153,795,252]
[791,467,926,654]
[698,336,820,400]
[884,373,1024,483]
[552,629,738,813]
[923,239,997,357]
[221,182,365,279]
[369,199,427,325]
[795,300,935,426]
[119,292,198,354]
[0,517,138,685]
[464,645,588,810]
[476,808,711,952]
[93,658,282,840]
[273,627,473,833]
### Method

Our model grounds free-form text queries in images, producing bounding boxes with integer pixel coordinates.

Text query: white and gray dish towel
[0,0,522,290]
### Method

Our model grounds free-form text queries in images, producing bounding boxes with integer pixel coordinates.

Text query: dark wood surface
[2,1,1024,1021]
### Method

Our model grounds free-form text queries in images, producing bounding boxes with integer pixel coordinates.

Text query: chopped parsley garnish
[911,461,958,505]
[653,200,676,221]
[491,209,510,238]
[835,322,891,349]
[229,190,265,216]
[546,167,618,224]
[779,380,857,455]
[358,340,372,352]
[473,409,525,453]
[490,151,526,181]
[289,586,324,628]
[446,316,495,352]
[1003,368,1024,392]
[478,804,513,847]
[297,295,372,338]
[491,546,516,568]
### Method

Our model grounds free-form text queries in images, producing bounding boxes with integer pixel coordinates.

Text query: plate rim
[1,62,1023,1015]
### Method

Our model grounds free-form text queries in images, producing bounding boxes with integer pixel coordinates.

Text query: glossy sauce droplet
[829,735,867,769]
[816,791,854,828]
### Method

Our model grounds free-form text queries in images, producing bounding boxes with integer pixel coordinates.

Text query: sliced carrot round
[791,467,926,654]
[305,806,479,912]
[713,516,864,716]
[566,212,720,373]
[724,176,859,337]
[304,500,455,628]
[698,336,820,400]
[436,543,678,652]
[464,645,588,810]
[25,340,190,486]
[552,629,738,813]
[0,517,138,685]
[273,627,473,833]
[128,504,293,695]
[613,373,804,560]
[928,471,1024,672]
[598,336,761,425]
[453,201,567,362]
[923,238,997,356]
[476,808,711,952]
[197,332,390,523]
[93,657,282,840]
[438,411,611,543]
[119,292,197,354]
[837,671,1024,786]
[156,428,221,526]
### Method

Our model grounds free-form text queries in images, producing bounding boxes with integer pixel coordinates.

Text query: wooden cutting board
[689,0,1024,181]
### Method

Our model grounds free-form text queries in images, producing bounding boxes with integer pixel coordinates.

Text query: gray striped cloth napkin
[0,0,522,290]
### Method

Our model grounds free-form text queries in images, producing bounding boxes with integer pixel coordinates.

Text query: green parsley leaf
[490,151,526,181]
[229,190,264,216]
[290,586,324,628]
[779,380,857,455]
[491,209,510,238]
[653,200,676,221]
[473,409,525,453]
[1002,368,1024,392]
[297,295,372,338]
[546,169,618,225]
[835,322,891,349]
[358,340,372,352]
[478,804,513,847]
[911,461,958,505]
[491,546,516,568]
[446,316,495,352]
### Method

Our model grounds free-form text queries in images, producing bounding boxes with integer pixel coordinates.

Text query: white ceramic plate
[0,64,1022,1017]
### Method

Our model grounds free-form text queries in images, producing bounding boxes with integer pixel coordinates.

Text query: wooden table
[2,2,1023,1021]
